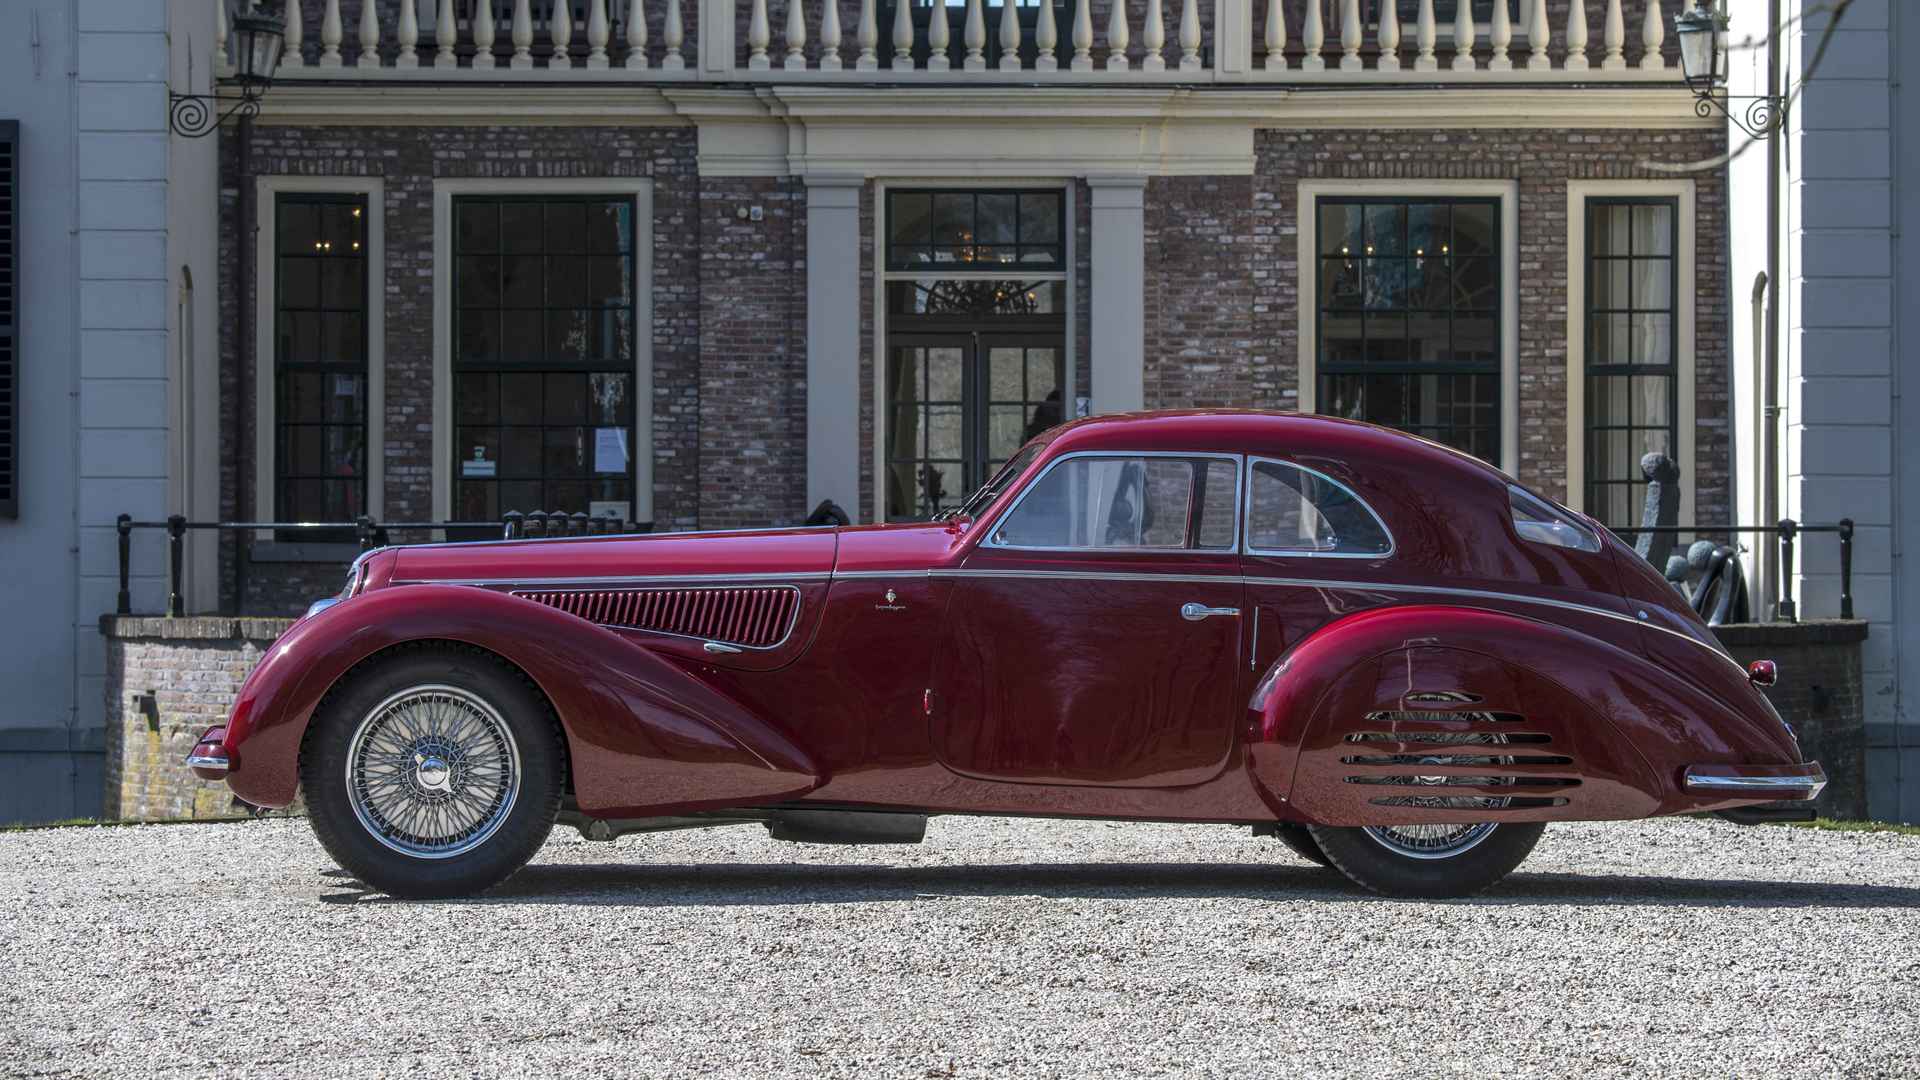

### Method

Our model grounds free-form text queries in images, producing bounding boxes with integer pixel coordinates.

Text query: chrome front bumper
[1683,762,1827,801]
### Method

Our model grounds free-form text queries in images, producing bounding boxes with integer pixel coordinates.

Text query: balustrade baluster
[284,0,306,66]
[749,0,772,67]
[435,0,458,66]
[892,0,916,67]
[217,0,233,72]
[357,0,382,68]
[1261,0,1285,70]
[319,0,344,67]
[1036,0,1059,71]
[785,0,809,67]
[929,0,953,69]
[1525,0,1549,68]
[1639,0,1665,69]
[1301,0,1324,72]
[1377,0,1401,70]
[624,0,649,66]
[1600,0,1625,69]
[588,0,611,66]
[663,0,686,68]
[1414,0,1436,70]
[1450,0,1474,70]
[1338,0,1361,71]
[995,0,1022,69]
[1104,0,1131,69]
[474,0,499,67]
[1071,0,1093,70]
[858,0,880,69]
[1177,0,1200,71]
[511,0,534,67]
[963,0,986,70]
[1141,0,1165,71]
[1563,0,1587,69]
[549,0,573,67]
[821,0,843,68]
[398,0,420,66]
[1488,0,1511,70]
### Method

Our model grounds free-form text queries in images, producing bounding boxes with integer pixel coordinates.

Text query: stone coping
[1712,620,1869,647]
[100,615,298,642]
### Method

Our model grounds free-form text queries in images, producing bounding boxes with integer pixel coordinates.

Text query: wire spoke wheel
[1361,821,1500,859]
[345,684,522,860]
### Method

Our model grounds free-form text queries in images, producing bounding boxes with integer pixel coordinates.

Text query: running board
[558,808,928,845]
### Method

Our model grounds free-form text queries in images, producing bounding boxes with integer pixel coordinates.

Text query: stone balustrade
[225,0,1681,83]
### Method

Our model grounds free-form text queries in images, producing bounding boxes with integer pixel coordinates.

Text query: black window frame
[272,191,371,536]
[1313,194,1504,463]
[449,193,640,530]
[1582,195,1680,531]
[886,187,1066,273]
[0,119,17,519]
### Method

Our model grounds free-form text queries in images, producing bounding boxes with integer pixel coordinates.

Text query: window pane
[586,200,630,254]
[1196,459,1237,550]
[931,193,971,246]
[977,193,1016,246]
[1451,203,1495,256]
[1630,258,1671,309]
[1019,192,1061,244]
[547,255,589,307]
[546,201,587,252]
[1246,460,1391,555]
[457,256,501,308]
[501,203,543,253]
[457,201,499,253]
[1632,204,1673,254]
[993,456,1195,550]
[1320,203,1363,256]
[1363,203,1406,256]
[280,259,318,309]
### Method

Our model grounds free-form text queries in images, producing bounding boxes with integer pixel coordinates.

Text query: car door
[931,452,1245,788]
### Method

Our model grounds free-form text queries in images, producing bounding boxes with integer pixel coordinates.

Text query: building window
[883,187,1069,521]
[1583,197,1678,529]
[1313,196,1501,462]
[451,196,637,524]
[274,194,369,525]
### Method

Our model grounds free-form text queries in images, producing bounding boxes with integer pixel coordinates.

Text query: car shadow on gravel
[316,862,1920,908]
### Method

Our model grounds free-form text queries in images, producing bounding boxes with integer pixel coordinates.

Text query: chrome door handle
[1180,602,1240,621]
[702,641,743,655]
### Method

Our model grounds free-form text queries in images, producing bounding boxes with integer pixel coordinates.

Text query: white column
[786,0,810,67]
[511,0,534,67]
[1524,0,1549,69]
[1104,0,1131,69]
[1089,177,1147,414]
[857,0,879,69]
[1376,0,1399,70]
[588,0,612,67]
[1563,0,1587,70]
[806,177,865,522]
[1262,0,1286,70]
[285,0,307,67]
[474,0,498,67]
[357,0,382,68]
[1639,0,1665,69]
[995,0,1022,70]
[1141,0,1165,71]
[821,0,843,68]
[319,0,344,67]
[627,0,650,66]
[1488,0,1510,71]
[398,0,421,66]
[893,0,917,68]
[435,0,458,66]
[749,0,772,66]
[1449,0,1475,70]
[549,0,574,66]
[1071,0,1093,71]
[963,0,986,69]
[928,0,951,68]
[1177,0,1201,71]
[1600,0,1625,70]
[1338,0,1360,71]
[1414,0,1436,71]
[1036,0,1059,70]
[1301,0,1323,71]
[663,0,686,68]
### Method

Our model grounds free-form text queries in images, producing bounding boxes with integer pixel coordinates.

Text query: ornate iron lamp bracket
[167,85,267,139]
[1692,91,1786,140]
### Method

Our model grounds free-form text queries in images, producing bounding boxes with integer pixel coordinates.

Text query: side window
[994,456,1218,550]
[1195,458,1238,550]
[1246,460,1392,556]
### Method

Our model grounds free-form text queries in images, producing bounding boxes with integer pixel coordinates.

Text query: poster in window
[593,427,629,475]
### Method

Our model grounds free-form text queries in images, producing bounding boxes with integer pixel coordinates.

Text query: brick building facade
[180,0,1725,616]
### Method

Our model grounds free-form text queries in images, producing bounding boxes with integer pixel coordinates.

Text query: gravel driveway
[2,814,1916,1078]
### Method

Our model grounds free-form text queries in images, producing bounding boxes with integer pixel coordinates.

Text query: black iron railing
[113,512,652,617]
[1618,518,1855,622]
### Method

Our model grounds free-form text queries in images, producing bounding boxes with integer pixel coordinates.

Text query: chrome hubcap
[345,685,521,860]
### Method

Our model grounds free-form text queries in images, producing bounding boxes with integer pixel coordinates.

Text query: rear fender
[1247,605,1801,825]
[222,585,821,815]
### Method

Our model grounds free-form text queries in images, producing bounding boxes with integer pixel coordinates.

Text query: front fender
[222,584,821,816]
[1246,605,1802,825]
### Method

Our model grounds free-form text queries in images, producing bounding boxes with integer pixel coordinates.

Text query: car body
[190,411,1825,898]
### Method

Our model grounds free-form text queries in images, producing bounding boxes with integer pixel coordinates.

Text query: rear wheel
[301,647,566,899]
[1307,821,1544,899]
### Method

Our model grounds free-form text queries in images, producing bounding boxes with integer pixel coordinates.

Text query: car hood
[383,526,839,587]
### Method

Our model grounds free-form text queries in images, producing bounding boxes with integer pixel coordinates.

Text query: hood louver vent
[513,586,800,649]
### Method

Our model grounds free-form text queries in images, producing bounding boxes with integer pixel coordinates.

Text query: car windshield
[939,444,1046,522]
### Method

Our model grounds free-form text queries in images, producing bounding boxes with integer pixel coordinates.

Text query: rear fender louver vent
[1343,706,1579,812]
[513,586,800,649]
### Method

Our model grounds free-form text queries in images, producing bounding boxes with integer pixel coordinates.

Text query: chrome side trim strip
[391,571,835,587]
[928,568,1235,586]
[1683,769,1828,799]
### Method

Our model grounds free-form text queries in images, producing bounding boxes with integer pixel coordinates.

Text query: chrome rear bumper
[1683,762,1827,800]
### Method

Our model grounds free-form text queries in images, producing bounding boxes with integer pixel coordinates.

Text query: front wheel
[1307,821,1544,899]
[301,647,566,899]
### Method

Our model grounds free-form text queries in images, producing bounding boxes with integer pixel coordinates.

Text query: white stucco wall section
[805,175,863,517]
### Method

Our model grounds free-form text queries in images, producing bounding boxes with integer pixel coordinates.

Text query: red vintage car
[187,411,1825,899]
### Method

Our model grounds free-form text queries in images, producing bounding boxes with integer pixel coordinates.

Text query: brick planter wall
[1713,620,1870,821]
[100,616,299,822]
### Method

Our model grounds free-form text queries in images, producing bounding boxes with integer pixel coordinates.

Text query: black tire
[1306,821,1545,899]
[300,646,566,900]
[1269,822,1331,867]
